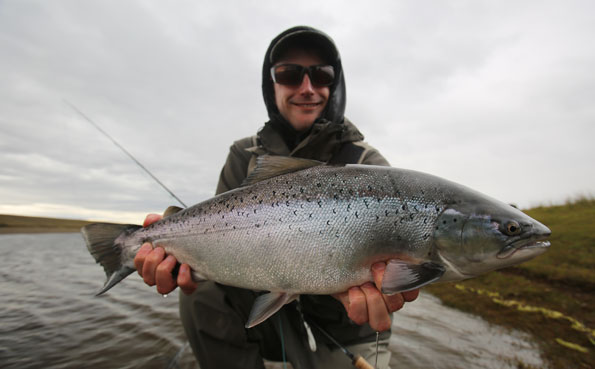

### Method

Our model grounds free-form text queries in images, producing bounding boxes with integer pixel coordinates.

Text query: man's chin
[287,116,318,131]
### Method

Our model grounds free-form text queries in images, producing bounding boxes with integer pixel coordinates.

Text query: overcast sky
[1,1,593,223]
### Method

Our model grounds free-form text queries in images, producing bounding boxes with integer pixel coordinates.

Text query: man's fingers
[177,264,199,295]
[383,293,405,313]
[371,262,386,291]
[361,283,391,332]
[142,247,165,286]
[347,287,368,325]
[143,213,162,227]
[402,289,420,302]
[134,243,153,277]
[155,255,178,294]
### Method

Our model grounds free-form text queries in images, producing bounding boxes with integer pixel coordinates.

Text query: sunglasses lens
[310,65,335,86]
[273,65,303,85]
[272,64,335,86]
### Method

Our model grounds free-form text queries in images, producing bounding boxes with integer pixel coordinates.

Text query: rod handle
[352,354,374,369]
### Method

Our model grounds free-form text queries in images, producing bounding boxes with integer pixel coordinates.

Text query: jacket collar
[252,118,364,162]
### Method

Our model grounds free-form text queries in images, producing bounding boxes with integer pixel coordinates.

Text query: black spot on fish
[259,200,263,204]
[286,201,290,207]
[355,211,359,218]
[253,209,257,214]
[255,224,260,228]
[327,220,331,225]
[385,210,390,217]
[333,208,337,214]
[453,218,457,223]
[317,200,322,208]
[375,215,379,221]
[293,210,298,215]
[309,213,313,218]
[347,203,351,211]
[273,191,276,195]
[317,183,321,187]
[364,199,369,208]
[300,187,305,193]
[279,218,283,222]
[409,214,414,220]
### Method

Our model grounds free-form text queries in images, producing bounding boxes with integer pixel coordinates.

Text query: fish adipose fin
[381,260,445,294]
[81,223,142,295]
[242,155,324,186]
[245,292,298,328]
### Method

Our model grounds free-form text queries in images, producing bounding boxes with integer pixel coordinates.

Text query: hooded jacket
[214,26,390,346]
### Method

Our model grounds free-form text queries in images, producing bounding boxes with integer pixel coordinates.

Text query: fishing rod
[64,99,187,208]
[308,319,376,369]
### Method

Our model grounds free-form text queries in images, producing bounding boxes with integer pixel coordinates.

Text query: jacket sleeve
[215,137,256,195]
[354,142,391,167]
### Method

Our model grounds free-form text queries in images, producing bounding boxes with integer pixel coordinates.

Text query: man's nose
[297,74,315,94]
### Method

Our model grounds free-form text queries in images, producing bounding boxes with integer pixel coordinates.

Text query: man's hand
[332,262,419,332]
[133,213,198,295]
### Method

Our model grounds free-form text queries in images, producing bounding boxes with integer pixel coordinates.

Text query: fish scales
[128,165,446,293]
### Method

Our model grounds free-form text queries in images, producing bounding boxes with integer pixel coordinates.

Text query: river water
[0,233,545,369]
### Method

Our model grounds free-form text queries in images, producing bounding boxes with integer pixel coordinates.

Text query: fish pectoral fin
[245,292,298,328]
[381,260,445,294]
[241,155,324,186]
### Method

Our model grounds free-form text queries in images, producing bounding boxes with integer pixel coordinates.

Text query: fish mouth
[497,237,551,259]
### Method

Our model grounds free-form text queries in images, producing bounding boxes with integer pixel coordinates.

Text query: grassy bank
[0,214,95,234]
[426,198,595,369]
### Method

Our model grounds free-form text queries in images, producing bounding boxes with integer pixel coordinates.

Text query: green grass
[0,214,95,234]
[426,198,595,369]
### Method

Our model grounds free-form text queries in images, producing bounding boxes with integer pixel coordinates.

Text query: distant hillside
[0,214,95,234]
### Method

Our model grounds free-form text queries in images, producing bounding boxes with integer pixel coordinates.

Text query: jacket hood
[262,26,347,137]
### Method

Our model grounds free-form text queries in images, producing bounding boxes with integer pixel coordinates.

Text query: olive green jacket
[214,118,391,346]
[216,118,389,195]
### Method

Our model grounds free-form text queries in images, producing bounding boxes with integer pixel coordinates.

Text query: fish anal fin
[241,155,324,186]
[245,292,298,328]
[381,260,445,294]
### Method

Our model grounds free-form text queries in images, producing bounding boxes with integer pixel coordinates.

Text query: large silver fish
[82,156,551,327]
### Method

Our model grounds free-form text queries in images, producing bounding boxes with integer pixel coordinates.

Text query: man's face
[273,50,330,131]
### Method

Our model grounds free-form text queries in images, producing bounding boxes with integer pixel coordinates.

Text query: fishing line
[64,99,187,208]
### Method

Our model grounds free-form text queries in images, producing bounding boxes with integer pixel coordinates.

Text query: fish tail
[81,223,142,295]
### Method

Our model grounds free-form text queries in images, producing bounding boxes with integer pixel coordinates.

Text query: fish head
[434,200,551,278]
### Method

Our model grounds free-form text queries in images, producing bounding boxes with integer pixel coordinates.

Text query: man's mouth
[291,101,323,108]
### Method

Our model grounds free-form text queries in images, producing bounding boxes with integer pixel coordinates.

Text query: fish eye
[504,221,521,235]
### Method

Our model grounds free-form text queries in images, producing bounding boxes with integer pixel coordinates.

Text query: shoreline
[0,214,95,235]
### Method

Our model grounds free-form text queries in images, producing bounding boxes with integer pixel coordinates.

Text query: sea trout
[82,156,551,327]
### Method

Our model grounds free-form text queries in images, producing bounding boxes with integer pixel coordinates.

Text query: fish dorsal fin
[241,155,324,186]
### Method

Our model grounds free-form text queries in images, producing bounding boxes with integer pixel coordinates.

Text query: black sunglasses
[270,64,335,87]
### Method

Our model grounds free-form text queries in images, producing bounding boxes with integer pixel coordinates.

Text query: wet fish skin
[82,156,551,327]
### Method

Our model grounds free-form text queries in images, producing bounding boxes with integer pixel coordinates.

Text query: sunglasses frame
[270,64,335,87]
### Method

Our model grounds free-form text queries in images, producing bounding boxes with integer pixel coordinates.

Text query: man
[135,26,419,368]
